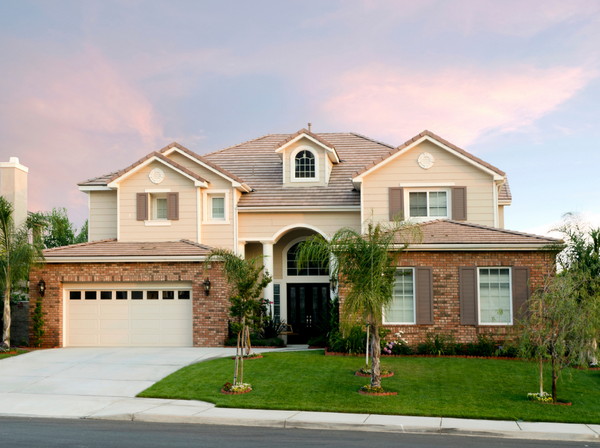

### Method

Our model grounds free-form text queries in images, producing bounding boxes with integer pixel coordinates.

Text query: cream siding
[89,190,118,241]
[238,211,360,242]
[118,161,197,242]
[282,138,329,187]
[361,140,495,227]
[166,151,234,189]
[498,205,505,229]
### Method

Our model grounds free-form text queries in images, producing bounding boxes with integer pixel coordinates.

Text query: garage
[64,283,193,347]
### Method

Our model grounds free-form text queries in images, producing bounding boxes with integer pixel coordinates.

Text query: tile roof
[396,220,561,246]
[499,180,512,202]
[43,239,213,258]
[203,132,395,207]
[352,130,506,179]
[79,151,209,186]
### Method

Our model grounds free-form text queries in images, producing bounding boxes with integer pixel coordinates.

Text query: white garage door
[64,284,193,347]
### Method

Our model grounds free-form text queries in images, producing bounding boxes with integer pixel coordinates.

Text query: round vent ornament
[417,152,435,170]
[149,168,165,184]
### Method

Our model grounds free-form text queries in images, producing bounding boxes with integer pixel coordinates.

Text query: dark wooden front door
[287,283,330,344]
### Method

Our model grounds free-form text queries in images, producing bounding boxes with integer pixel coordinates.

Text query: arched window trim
[290,146,320,182]
[283,237,330,278]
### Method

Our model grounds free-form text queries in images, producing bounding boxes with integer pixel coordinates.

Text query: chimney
[0,157,28,228]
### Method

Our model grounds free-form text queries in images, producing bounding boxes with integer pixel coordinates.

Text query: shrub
[307,335,329,347]
[261,319,286,339]
[224,337,284,347]
[31,300,45,348]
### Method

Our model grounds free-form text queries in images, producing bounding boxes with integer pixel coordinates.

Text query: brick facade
[29,261,228,347]
[339,250,555,344]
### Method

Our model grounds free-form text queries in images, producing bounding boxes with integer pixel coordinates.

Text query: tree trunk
[551,356,558,403]
[2,283,11,347]
[365,324,370,368]
[246,325,252,355]
[371,324,381,388]
[240,317,246,385]
[539,356,544,396]
[233,331,241,384]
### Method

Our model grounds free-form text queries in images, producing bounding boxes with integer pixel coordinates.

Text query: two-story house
[30,129,559,348]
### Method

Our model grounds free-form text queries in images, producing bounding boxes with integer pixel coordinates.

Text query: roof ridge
[433,219,562,242]
[348,132,396,149]
[203,134,275,157]
[43,238,117,252]
[273,129,338,153]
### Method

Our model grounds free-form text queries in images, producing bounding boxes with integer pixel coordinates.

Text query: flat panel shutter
[415,267,434,324]
[137,193,148,221]
[512,267,530,321]
[452,187,467,221]
[460,266,478,325]
[389,187,404,220]
[167,192,179,221]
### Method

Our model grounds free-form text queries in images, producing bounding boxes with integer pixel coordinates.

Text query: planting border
[325,348,518,360]
[358,390,398,396]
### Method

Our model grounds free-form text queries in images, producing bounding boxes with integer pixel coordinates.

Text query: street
[0,417,587,448]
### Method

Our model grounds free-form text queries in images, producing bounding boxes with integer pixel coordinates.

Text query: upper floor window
[295,150,316,179]
[408,190,448,219]
[153,195,167,220]
[203,190,230,224]
[211,195,225,220]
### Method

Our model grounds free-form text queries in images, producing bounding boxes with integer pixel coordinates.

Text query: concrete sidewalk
[1,348,599,443]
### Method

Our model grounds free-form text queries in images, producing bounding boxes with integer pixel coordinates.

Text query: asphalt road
[0,417,589,448]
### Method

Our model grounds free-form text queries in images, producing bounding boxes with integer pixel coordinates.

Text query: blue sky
[1,0,599,232]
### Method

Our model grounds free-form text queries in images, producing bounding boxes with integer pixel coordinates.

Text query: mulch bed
[221,388,251,395]
[358,390,398,396]
[355,371,394,378]
[231,355,263,360]
[325,348,518,361]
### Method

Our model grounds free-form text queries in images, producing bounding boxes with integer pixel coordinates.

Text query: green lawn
[0,349,28,360]
[139,350,600,424]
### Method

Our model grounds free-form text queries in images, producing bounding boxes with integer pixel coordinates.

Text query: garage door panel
[66,287,193,347]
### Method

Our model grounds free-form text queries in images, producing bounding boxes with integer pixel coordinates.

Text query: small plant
[0,342,11,353]
[360,385,386,394]
[528,392,553,403]
[222,382,252,393]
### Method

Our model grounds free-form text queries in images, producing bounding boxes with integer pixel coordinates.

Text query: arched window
[287,242,329,276]
[294,150,316,179]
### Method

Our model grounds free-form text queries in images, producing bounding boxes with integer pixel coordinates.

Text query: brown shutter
[452,187,467,221]
[167,192,179,221]
[415,267,434,324]
[389,187,404,220]
[136,193,148,221]
[460,266,478,325]
[512,267,530,321]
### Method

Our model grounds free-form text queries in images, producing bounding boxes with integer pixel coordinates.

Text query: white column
[262,241,274,312]
[237,241,246,258]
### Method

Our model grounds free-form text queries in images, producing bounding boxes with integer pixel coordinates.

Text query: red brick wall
[29,261,229,347]
[338,250,555,344]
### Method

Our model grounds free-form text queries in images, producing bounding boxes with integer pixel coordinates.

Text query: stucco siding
[89,190,117,241]
[119,161,198,242]
[361,140,495,227]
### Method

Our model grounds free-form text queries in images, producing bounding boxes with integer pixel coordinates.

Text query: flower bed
[359,385,397,396]
[527,392,572,406]
[221,382,252,395]
[356,371,394,378]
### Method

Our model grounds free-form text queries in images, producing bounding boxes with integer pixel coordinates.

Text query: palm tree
[296,219,421,389]
[0,197,45,347]
[205,248,272,385]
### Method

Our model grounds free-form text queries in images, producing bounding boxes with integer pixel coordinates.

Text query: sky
[1,0,599,234]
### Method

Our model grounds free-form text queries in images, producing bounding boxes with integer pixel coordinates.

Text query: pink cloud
[321,64,596,146]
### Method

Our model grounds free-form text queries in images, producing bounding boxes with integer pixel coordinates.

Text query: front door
[286,283,330,344]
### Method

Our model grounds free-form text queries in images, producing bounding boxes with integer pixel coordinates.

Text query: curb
[85,413,600,442]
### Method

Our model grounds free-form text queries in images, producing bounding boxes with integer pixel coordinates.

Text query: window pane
[273,284,280,323]
[85,291,97,300]
[131,291,143,300]
[157,198,167,219]
[479,268,511,324]
[295,150,316,178]
[385,269,415,323]
[147,291,159,300]
[163,291,174,300]
[115,291,127,300]
[429,191,447,217]
[409,192,428,217]
[212,197,225,219]
[287,242,329,276]
[100,291,112,300]
[70,291,81,300]
[178,290,190,300]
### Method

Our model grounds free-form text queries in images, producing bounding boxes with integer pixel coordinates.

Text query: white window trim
[477,267,513,326]
[148,193,169,221]
[383,267,416,325]
[144,220,171,227]
[405,188,451,222]
[202,189,230,224]
[290,146,319,182]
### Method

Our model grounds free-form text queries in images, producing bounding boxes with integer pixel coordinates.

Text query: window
[163,291,174,300]
[116,291,127,300]
[273,284,280,323]
[70,291,81,300]
[100,291,112,300]
[147,291,159,300]
[384,268,415,324]
[295,150,316,179]
[150,193,168,220]
[211,196,225,220]
[479,268,512,324]
[85,291,97,300]
[408,191,448,218]
[178,291,190,300]
[287,242,329,276]
[131,291,143,300]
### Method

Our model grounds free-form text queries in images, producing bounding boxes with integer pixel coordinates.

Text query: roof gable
[352,130,506,182]
[274,128,340,163]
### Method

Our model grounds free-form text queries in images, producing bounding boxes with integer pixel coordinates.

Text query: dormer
[274,128,339,187]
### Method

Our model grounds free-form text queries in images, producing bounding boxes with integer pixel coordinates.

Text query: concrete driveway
[0,346,299,418]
